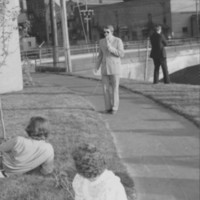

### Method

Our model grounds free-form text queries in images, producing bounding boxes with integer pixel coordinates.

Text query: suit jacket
[150,32,167,59]
[96,36,124,75]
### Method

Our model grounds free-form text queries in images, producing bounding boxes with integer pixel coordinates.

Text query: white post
[50,0,59,68]
[22,0,27,11]
[60,0,72,73]
[144,38,150,81]
[196,0,200,36]
[85,0,90,42]
[0,98,6,139]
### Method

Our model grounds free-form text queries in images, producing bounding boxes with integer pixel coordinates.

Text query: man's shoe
[0,171,4,178]
[0,170,7,178]
[110,110,117,115]
[106,109,112,113]
[100,109,112,114]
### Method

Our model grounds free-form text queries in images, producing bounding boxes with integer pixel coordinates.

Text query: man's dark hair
[154,24,162,31]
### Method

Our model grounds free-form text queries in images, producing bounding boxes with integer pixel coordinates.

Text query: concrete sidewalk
[33,73,199,200]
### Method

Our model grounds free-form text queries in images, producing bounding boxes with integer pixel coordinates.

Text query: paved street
[33,73,199,200]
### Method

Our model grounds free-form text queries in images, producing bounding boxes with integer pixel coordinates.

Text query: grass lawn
[0,85,135,200]
[121,79,200,128]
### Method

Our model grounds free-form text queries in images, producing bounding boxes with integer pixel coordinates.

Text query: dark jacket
[150,32,167,59]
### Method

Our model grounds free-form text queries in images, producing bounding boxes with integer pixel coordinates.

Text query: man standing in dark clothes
[150,25,170,84]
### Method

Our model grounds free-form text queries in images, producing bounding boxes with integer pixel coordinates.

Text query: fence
[21,37,200,57]
[20,37,200,76]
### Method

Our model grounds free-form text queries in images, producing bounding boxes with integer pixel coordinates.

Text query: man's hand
[106,37,112,51]
[93,67,99,75]
[106,38,116,53]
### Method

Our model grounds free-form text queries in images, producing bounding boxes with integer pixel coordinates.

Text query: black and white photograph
[0,0,199,199]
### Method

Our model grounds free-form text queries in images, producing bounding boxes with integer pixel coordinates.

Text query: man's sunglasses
[104,31,110,34]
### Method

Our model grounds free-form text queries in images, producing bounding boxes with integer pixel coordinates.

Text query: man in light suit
[150,25,170,84]
[95,25,124,114]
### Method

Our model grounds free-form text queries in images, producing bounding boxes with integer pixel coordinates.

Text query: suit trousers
[153,58,170,84]
[102,75,120,111]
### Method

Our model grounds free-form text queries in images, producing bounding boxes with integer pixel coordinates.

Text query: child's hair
[25,116,50,140]
[72,143,106,179]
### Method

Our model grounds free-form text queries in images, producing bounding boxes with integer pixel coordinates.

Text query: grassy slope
[0,86,134,200]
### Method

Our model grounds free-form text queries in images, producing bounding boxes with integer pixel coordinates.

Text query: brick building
[89,0,171,41]
[89,0,199,41]
[170,0,200,38]
[19,0,199,46]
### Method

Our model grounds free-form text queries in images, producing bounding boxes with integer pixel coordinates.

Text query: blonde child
[72,143,128,200]
[0,116,54,178]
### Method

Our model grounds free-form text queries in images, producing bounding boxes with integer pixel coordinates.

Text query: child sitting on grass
[0,116,54,178]
[72,143,128,200]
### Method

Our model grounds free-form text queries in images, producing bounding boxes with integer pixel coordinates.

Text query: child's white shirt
[0,136,54,175]
[72,169,128,200]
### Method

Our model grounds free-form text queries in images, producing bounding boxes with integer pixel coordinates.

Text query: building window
[182,27,188,33]
[28,41,32,47]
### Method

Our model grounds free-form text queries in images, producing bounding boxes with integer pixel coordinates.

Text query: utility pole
[80,0,94,42]
[50,0,59,68]
[196,0,200,36]
[85,0,89,42]
[114,10,119,36]
[60,0,72,73]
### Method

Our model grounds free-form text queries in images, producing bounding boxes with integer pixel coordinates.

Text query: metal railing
[20,37,200,69]
[21,37,200,58]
